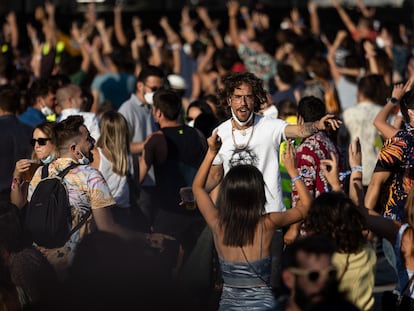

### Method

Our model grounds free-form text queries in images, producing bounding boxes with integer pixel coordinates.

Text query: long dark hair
[216,165,266,247]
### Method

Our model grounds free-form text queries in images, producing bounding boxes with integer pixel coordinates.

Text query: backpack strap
[41,164,49,179]
[57,162,79,178]
[67,209,92,239]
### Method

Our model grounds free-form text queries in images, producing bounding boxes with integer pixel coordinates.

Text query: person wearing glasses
[279,235,359,311]
[11,122,58,208]
[204,71,341,291]
[118,65,165,229]
[303,191,376,311]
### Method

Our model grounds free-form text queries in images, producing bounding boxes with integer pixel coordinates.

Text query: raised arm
[192,131,221,228]
[239,6,255,40]
[374,80,411,139]
[347,137,364,207]
[308,1,320,36]
[267,141,312,229]
[332,0,357,36]
[326,30,348,84]
[70,22,91,74]
[159,16,181,74]
[146,32,162,67]
[227,0,241,49]
[356,0,376,18]
[347,137,400,244]
[196,6,224,49]
[113,5,128,47]
[6,11,19,56]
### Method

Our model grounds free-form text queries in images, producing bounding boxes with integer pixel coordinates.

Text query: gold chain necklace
[231,116,255,150]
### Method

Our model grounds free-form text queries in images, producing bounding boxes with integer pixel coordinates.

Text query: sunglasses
[30,138,51,147]
[289,266,337,283]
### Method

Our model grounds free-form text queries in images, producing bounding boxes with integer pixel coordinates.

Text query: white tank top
[97,147,130,208]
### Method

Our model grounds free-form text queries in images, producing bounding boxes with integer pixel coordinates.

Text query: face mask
[77,150,90,165]
[183,43,192,56]
[41,152,55,164]
[41,105,54,116]
[187,119,195,127]
[231,108,254,127]
[144,92,155,105]
[376,37,385,48]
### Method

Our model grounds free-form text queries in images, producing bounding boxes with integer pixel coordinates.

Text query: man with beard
[278,235,351,311]
[22,116,153,279]
[206,71,341,214]
[205,71,341,292]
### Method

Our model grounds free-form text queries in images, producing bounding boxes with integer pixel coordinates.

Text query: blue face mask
[41,152,55,164]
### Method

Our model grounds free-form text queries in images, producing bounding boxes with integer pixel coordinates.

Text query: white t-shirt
[213,114,288,213]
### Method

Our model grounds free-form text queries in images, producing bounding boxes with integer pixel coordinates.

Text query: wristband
[291,175,302,183]
[351,165,363,172]
[209,28,218,36]
[386,97,399,105]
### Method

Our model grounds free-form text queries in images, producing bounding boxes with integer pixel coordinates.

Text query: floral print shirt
[374,125,414,221]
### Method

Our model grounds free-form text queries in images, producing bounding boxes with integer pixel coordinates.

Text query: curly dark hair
[217,72,267,113]
[304,192,367,254]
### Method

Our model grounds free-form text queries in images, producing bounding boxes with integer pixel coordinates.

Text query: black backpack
[24,163,91,248]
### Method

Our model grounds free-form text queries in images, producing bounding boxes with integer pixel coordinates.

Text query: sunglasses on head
[289,266,337,283]
[30,138,51,147]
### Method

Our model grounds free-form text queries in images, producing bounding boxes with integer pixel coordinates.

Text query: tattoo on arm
[299,122,315,137]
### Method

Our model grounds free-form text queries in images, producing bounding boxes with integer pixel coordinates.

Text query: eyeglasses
[288,266,337,283]
[30,138,51,147]
[231,94,255,103]
[145,85,160,92]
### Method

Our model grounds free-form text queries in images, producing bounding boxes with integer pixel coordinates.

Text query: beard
[294,277,340,309]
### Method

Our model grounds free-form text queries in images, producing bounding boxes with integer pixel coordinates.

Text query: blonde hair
[96,111,130,176]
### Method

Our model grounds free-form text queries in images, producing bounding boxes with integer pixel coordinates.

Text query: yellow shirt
[333,242,376,311]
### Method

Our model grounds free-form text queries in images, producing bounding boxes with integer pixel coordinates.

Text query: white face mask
[144,92,155,105]
[231,108,254,126]
[376,37,385,48]
[40,98,54,116]
[183,43,192,56]
[77,150,90,165]
[41,152,55,164]
[41,105,54,116]
[187,119,195,127]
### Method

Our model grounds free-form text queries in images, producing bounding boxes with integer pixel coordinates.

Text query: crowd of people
[1,0,414,310]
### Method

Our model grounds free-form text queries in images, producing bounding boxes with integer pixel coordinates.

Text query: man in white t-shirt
[204,72,341,292]
[206,72,341,213]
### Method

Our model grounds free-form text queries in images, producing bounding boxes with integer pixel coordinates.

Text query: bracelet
[351,165,363,172]
[291,175,302,183]
[386,97,399,105]
[209,28,218,36]
[338,166,363,181]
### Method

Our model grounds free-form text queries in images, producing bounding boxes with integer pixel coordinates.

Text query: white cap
[167,74,187,90]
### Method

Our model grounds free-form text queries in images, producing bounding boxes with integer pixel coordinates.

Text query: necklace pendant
[241,129,247,136]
